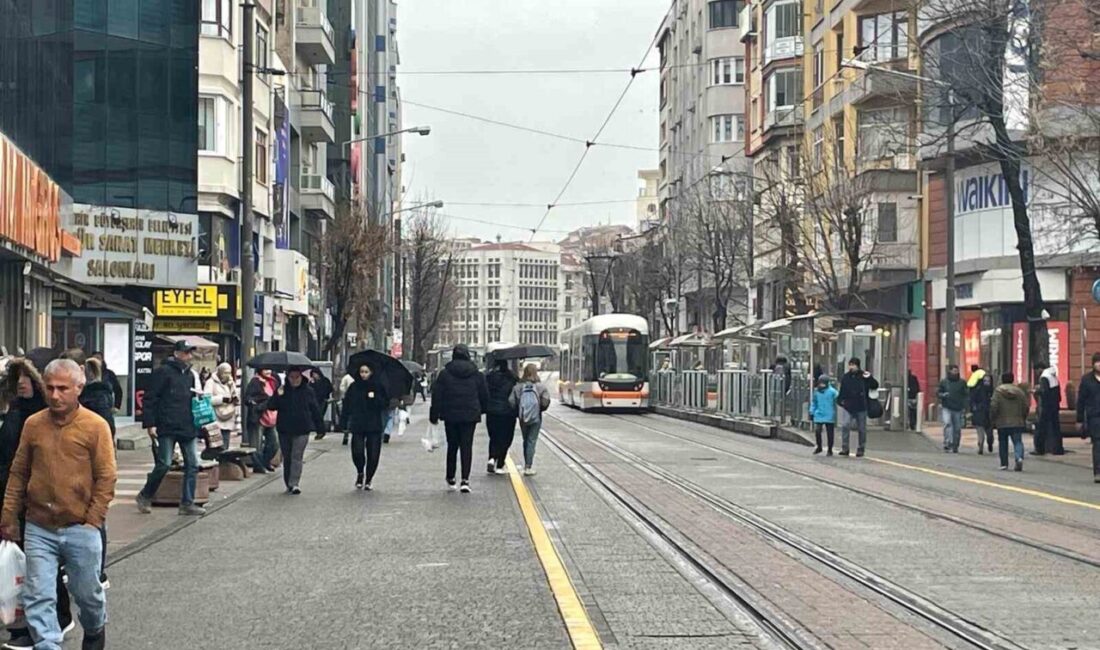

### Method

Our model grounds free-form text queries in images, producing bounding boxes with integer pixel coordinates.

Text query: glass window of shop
[0,0,198,214]
[937,304,1070,383]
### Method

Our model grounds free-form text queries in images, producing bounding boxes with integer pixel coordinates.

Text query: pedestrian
[79,358,116,440]
[340,364,389,490]
[809,375,838,456]
[0,359,77,649]
[659,358,672,372]
[205,362,239,449]
[198,366,212,389]
[1074,352,1100,483]
[937,364,968,453]
[338,371,355,446]
[266,368,323,495]
[485,359,518,475]
[990,372,1029,472]
[429,344,488,493]
[837,358,879,457]
[772,356,792,394]
[509,363,551,475]
[244,367,280,474]
[89,352,122,414]
[1035,361,1064,455]
[970,370,994,455]
[907,369,921,431]
[135,340,206,516]
[0,359,116,650]
[416,372,429,402]
[309,369,334,441]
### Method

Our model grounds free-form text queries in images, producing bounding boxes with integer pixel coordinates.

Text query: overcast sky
[398,0,669,242]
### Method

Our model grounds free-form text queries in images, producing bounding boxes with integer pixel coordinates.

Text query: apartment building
[637,169,661,232]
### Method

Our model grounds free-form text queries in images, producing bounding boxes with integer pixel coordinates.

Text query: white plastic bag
[0,540,26,625]
[396,409,410,437]
[421,420,444,452]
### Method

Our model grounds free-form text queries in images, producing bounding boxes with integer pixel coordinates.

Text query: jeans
[520,420,542,468]
[814,422,835,451]
[220,428,232,449]
[998,427,1025,466]
[140,435,200,505]
[351,431,384,482]
[840,409,867,452]
[24,522,106,650]
[277,432,309,489]
[975,425,993,451]
[941,408,963,450]
[444,421,477,482]
[1088,419,1100,477]
[251,425,278,468]
[486,414,517,467]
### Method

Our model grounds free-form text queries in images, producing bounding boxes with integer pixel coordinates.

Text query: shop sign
[62,205,198,288]
[133,321,155,419]
[0,133,62,262]
[155,286,220,318]
[154,319,221,334]
[1012,321,1070,407]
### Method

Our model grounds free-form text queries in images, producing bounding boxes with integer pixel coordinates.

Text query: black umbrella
[24,347,58,373]
[490,345,556,361]
[247,350,313,371]
[347,349,415,398]
[400,359,424,375]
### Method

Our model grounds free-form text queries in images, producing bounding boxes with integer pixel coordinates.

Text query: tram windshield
[591,329,648,381]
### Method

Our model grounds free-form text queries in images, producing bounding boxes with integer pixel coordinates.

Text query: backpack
[519,384,541,425]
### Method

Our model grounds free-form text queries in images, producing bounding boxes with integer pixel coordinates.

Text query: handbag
[867,399,884,419]
[192,395,216,429]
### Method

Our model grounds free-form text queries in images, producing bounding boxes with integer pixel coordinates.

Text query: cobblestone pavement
[98,404,571,650]
[546,407,1100,650]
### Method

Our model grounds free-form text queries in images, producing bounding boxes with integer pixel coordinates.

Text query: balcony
[764,36,804,66]
[300,173,335,219]
[847,64,918,106]
[296,0,335,65]
[298,89,334,143]
[764,105,804,131]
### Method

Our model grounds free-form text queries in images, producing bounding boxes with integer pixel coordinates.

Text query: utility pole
[240,2,256,377]
[944,93,957,369]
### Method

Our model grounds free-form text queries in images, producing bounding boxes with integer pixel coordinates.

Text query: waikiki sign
[955,166,1030,217]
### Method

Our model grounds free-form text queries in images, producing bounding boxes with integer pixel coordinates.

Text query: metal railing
[297,0,335,44]
[298,89,334,120]
[300,173,335,202]
[651,369,789,422]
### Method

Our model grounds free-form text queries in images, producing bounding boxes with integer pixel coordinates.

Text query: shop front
[150,284,242,365]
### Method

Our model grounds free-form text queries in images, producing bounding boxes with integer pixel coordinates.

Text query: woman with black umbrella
[340,363,390,490]
[266,367,324,494]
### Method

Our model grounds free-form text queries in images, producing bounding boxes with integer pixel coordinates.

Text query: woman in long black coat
[267,367,324,494]
[340,364,390,490]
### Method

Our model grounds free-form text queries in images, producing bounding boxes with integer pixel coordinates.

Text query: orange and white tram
[558,314,649,410]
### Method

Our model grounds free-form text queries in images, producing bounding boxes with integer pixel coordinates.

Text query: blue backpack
[519,384,541,425]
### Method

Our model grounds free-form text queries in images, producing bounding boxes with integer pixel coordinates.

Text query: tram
[559,314,650,410]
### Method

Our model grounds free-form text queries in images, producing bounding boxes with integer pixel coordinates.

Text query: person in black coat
[340,364,390,490]
[969,373,994,455]
[429,344,488,492]
[91,352,123,411]
[836,358,879,457]
[80,358,116,439]
[1035,361,1064,455]
[484,359,518,475]
[267,367,324,494]
[1075,352,1100,483]
[907,370,921,431]
[310,370,335,440]
[244,368,281,473]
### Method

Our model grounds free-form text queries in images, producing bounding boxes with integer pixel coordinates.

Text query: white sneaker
[364,483,373,491]
[460,482,471,493]
[524,468,537,476]
[447,482,458,492]
[495,466,507,475]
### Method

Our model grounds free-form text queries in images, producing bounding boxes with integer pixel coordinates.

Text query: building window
[832,117,846,168]
[835,30,845,72]
[857,106,907,161]
[708,0,743,29]
[711,57,745,85]
[255,23,269,70]
[768,69,802,110]
[711,114,739,142]
[770,1,802,39]
[812,127,824,169]
[877,203,898,242]
[813,45,825,88]
[858,12,909,62]
[201,0,232,38]
[786,145,801,177]
[255,130,268,184]
[198,97,217,153]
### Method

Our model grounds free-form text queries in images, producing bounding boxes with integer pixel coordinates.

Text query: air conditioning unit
[228,268,242,286]
[263,277,278,294]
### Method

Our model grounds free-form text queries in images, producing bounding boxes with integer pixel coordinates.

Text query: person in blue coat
[810,375,839,456]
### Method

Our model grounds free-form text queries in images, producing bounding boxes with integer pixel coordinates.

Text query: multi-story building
[637,169,661,232]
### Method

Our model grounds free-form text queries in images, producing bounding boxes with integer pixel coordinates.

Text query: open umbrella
[347,349,415,399]
[490,345,556,361]
[247,350,313,371]
[400,359,424,375]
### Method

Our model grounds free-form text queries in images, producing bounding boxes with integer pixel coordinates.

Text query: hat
[173,340,197,353]
[1092,352,1100,364]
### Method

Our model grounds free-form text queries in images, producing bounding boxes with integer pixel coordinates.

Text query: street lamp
[842,59,960,367]
[341,126,431,157]
[392,200,443,215]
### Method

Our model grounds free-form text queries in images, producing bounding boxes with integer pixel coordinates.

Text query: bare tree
[323,201,392,358]
[405,208,457,363]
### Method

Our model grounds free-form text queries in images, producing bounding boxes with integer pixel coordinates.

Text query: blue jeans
[840,409,867,452]
[998,427,1025,466]
[24,522,106,649]
[942,408,963,450]
[520,420,542,468]
[140,435,200,505]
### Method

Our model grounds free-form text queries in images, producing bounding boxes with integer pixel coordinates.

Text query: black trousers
[351,431,384,482]
[814,423,835,450]
[445,421,477,482]
[486,413,517,467]
[1039,406,1064,454]
[1089,419,1100,477]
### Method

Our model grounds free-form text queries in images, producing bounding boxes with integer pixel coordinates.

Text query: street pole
[943,95,957,369]
[240,2,255,378]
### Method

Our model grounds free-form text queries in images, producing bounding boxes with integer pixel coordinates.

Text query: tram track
[543,411,1028,650]
[602,412,1100,569]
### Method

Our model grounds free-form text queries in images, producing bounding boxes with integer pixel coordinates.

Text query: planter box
[151,470,212,506]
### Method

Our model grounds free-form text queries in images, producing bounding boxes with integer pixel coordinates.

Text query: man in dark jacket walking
[1075,352,1100,483]
[937,365,968,453]
[484,359,518,475]
[991,372,1029,471]
[837,358,879,457]
[135,341,205,516]
[267,368,323,494]
[429,344,488,493]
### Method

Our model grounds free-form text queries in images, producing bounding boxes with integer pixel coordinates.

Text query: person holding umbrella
[244,368,280,474]
[266,367,324,494]
[340,364,390,489]
[484,358,518,474]
[429,344,488,493]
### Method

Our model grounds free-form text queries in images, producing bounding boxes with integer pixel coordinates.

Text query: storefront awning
[159,334,219,350]
[31,268,147,321]
[648,336,672,350]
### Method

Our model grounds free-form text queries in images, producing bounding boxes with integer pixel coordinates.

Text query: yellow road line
[505,457,603,650]
[867,457,1100,512]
